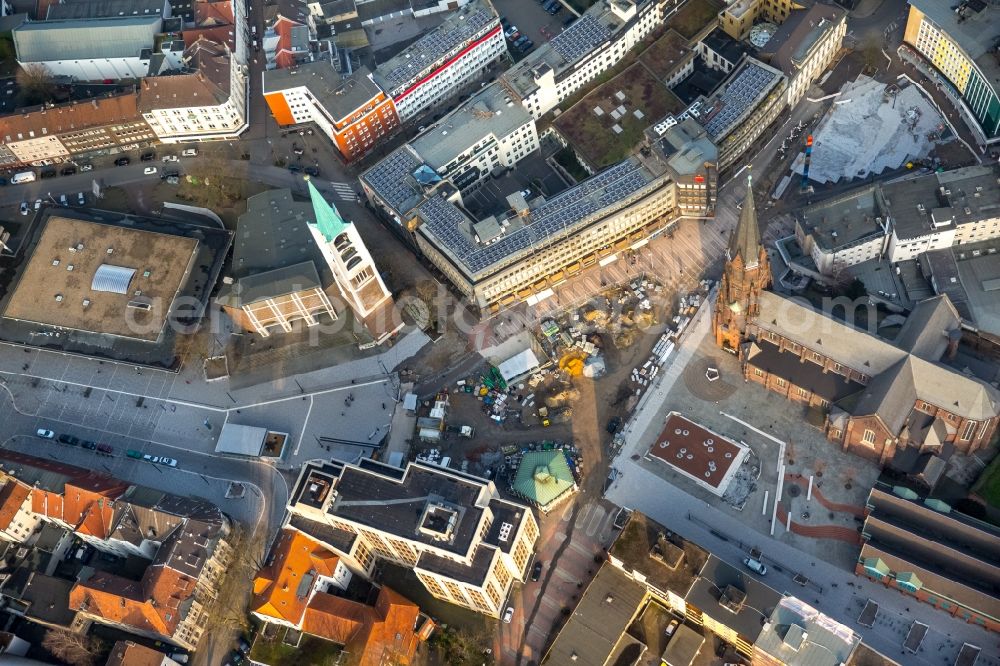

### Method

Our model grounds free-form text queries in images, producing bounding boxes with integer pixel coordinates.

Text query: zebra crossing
[328,181,358,202]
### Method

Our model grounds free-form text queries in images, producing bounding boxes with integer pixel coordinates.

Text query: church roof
[727,179,762,264]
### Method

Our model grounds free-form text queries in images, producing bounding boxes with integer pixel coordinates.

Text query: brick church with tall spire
[711,177,998,464]
[713,177,771,353]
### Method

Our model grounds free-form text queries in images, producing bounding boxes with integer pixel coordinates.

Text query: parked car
[292,146,304,155]
[743,557,767,575]
[502,607,514,623]
[162,155,179,162]
[547,2,561,14]
[665,619,679,637]
[606,416,622,434]
[80,164,94,171]
[514,35,528,48]
[115,157,130,166]
[169,654,189,664]
[237,636,251,654]
[58,434,80,446]
[34,199,41,210]
[517,39,534,52]
[35,429,55,439]
[80,440,98,450]
[77,192,85,205]
[181,148,198,157]
[143,166,158,175]
[61,166,76,176]
[507,30,521,41]
[160,457,178,468]
[503,25,518,39]
[287,164,302,173]
[531,561,543,582]
[140,152,155,161]
[96,443,114,454]
[0,177,7,185]
[59,194,67,205]
[19,201,28,215]
[303,166,320,177]
[40,169,56,179]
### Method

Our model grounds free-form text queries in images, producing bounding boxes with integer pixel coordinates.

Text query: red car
[96,443,114,454]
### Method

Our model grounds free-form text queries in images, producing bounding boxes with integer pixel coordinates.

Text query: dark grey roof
[216,189,333,307]
[287,514,358,554]
[20,574,76,626]
[746,340,866,402]
[542,564,647,666]
[47,0,166,19]
[685,555,782,642]
[920,241,1000,338]
[795,184,886,252]
[701,27,748,66]
[415,546,494,585]
[891,294,961,360]
[757,3,846,75]
[328,463,486,557]
[234,261,323,306]
[264,62,384,122]
[355,0,407,22]
[12,16,161,62]
[882,165,1000,241]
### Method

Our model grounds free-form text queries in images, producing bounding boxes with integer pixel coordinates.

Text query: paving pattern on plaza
[646,412,748,495]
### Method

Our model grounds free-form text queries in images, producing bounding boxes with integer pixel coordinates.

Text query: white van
[11,171,36,184]
[181,148,198,157]
[743,557,767,575]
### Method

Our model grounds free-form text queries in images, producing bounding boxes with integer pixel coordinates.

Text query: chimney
[946,329,961,360]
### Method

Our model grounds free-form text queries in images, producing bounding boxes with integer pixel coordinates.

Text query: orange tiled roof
[0,94,142,140]
[70,573,172,636]
[0,479,30,532]
[302,587,424,666]
[253,528,340,625]
[70,564,198,638]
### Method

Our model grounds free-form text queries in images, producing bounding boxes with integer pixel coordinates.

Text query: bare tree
[16,63,56,105]
[42,629,104,666]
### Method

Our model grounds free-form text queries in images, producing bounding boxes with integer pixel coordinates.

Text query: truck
[446,425,475,438]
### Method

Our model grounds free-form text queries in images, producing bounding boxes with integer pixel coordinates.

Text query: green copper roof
[512,450,577,509]
[306,177,350,242]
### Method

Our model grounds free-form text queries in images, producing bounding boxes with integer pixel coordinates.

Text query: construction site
[789,75,952,185]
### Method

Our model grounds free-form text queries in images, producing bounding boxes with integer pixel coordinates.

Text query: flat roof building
[857,486,1000,633]
[285,459,538,618]
[756,2,847,106]
[754,595,862,666]
[3,216,198,342]
[919,239,1000,342]
[12,16,163,80]
[540,563,648,665]
[371,0,504,121]
[695,57,787,171]
[501,0,667,119]
[264,61,399,162]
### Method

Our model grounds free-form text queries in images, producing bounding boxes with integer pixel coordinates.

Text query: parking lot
[493,0,578,54]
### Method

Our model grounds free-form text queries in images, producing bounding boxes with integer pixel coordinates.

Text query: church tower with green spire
[304,177,397,339]
[714,176,771,352]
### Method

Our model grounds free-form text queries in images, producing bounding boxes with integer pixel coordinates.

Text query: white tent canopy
[215,423,268,456]
[497,348,540,383]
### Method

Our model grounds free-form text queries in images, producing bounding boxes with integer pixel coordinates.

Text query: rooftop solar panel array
[419,158,655,275]
[378,4,495,90]
[361,148,423,213]
[550,14,611,65]
[702,62,780,138]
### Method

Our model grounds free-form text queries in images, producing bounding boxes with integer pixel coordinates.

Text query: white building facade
[141,46,248,142]
[373,0,505,121]
[504,0,667,119]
